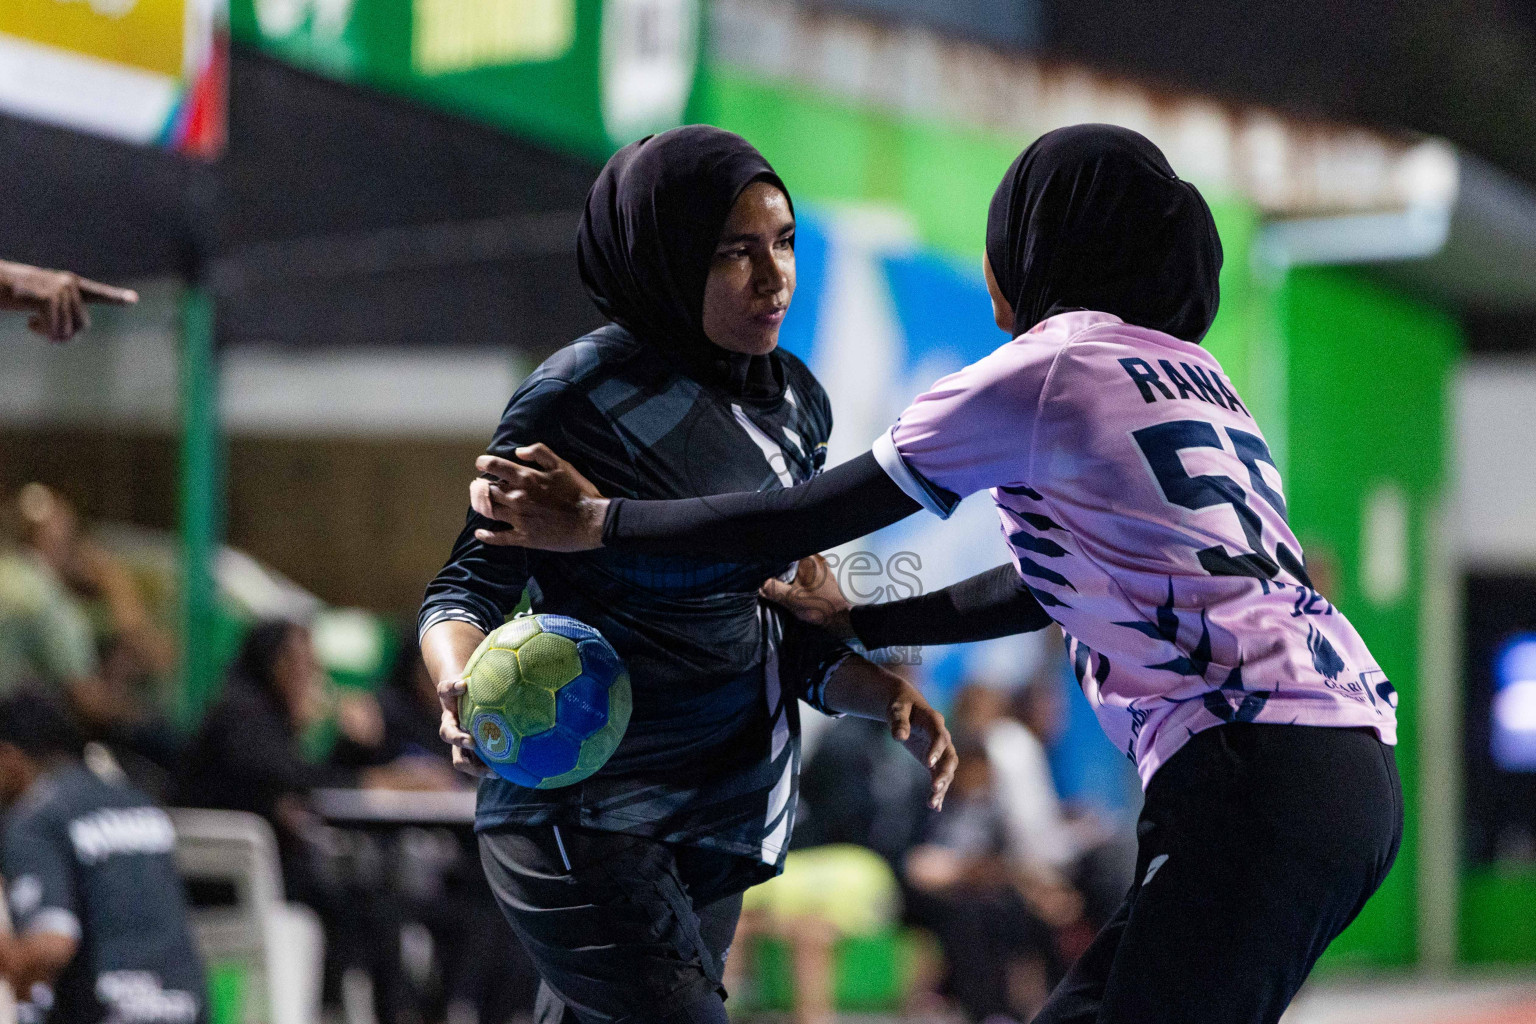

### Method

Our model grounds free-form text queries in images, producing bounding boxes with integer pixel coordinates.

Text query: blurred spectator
[12,484,177,686]
[177,620,446,820]
[1013,677,1137,927]
[0,485,183,786]
[954,679,1135,929]
[902,738,1073,1024]
[334,634,451,768]
[176,620,446,1024]
[1027,649,1143,843]
[0,490,100,702]
[0,689,205,1024]
[955,683,1078,871]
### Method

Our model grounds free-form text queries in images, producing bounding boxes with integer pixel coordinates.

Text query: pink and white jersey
[872,310,1397,786]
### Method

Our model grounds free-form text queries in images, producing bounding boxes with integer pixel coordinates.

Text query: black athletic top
[2,764,206,1024]
[419,325,850,877]
[602,452,1052,644]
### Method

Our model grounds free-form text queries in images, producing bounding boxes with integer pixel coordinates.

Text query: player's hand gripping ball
[460,614,631,788]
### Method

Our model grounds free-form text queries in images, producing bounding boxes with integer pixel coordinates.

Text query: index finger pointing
[77,279,139,305]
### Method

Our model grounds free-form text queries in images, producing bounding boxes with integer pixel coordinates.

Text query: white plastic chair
[169,809,324,1024]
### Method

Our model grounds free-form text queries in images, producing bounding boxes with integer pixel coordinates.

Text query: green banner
[231,0,701,159]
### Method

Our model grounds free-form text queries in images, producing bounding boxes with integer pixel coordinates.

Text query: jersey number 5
[1131,419,1310,586]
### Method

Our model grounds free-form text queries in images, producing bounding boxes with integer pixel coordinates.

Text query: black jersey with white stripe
[420,324,848,875]
[2,765,205,1024]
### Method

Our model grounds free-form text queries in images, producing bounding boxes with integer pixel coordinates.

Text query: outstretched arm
[762,556,1052,649]
[0,260,137,342]
[472,445,921,564]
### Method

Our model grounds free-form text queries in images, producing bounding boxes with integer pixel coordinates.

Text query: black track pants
[480,826,746,1024]
[1033,723,1402,1024]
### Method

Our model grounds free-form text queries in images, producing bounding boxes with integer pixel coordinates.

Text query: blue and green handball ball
[460,613,631,788]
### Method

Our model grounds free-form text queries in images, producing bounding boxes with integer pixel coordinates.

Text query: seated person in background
[0,690,205,1024]
[178,620,448,824]
[178,620,445,1024]
[903,739,1078,1024]
[12,485,176,686]
[1010,676,1137,928]
[332,633,453,769]
[954,682,1079,870]
[2,485,181,779]
[178,620,355,828]
[0,259,137,343]
[952,679,1131,929]
[0,491,100,703]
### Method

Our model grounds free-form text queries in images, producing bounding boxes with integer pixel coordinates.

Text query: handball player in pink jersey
[471,124,1402,1024]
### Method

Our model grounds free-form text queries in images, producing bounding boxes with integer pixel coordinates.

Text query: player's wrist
[581,496,610,548]
[825,605,855,640]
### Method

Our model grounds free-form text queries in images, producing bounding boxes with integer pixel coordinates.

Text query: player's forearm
[819,656,920,721]
[603,451,919,562]
[421,619,486,684]
[0,261,33,302]
[849,564,1052,649]
[0,262,20,305]
[818,654,959,810]
[422,615,496,776]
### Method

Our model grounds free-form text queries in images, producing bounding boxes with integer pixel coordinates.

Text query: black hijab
[577,125,793,402]
[985,124,1222,342]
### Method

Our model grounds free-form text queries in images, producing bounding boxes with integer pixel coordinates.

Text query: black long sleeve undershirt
[851,563,1051,648]
[603,450,919,564]
[602,450,1051,647]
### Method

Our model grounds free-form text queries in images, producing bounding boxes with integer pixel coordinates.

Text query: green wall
[1462,866,1536,964]
[698,70,1014,254]
[1277,267,1460,967]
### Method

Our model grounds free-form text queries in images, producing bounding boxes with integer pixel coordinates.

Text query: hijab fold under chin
[577,125,791,403]
[986,124,1223,342]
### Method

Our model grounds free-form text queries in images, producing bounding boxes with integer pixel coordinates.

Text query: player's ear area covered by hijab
[577,124,793,401]
[986,123,1223,342]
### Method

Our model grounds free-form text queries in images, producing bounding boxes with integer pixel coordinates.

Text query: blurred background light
[1494,635,1536,772]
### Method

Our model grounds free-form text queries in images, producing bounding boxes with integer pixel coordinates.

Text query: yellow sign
[412,0,574,76]
[0,0,185,77]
